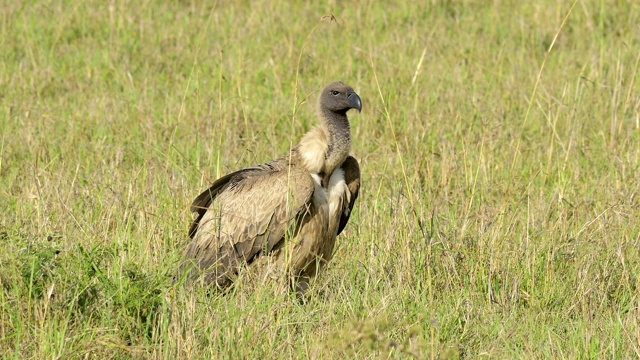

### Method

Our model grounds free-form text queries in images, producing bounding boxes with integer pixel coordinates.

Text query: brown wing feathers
[188,170,240,238]
[182,159,316,286]
[337,156,361,236]
[189,162,293,237]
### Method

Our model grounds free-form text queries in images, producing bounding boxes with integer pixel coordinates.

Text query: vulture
[177,81,362,292]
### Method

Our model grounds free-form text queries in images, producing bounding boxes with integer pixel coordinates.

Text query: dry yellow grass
[1,0,639,358]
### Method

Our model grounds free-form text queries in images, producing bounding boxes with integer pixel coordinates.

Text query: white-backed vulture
[177,82,362,292]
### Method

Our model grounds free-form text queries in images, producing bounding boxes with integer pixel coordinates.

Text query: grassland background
[1,0,639,358]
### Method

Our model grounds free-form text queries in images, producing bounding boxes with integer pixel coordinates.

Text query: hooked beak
[347,91,362,113]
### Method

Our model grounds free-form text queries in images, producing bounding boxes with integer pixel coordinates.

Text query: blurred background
[1,1,639,358]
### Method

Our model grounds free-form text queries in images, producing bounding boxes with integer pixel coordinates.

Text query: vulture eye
[330,90,340,96]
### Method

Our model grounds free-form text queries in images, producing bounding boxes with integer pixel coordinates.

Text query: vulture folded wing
[337,156,361,236]
[189,168,248,238]
[182,159,315,286]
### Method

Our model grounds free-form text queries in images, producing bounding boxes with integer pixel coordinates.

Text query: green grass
[1,0,639,358]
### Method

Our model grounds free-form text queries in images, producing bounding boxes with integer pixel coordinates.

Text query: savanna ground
[1,0,639,358]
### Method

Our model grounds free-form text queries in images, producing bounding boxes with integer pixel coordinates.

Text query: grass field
[1,0,639,358]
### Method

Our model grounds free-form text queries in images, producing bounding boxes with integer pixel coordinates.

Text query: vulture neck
[319,108,351,179]
[295,108,351,184]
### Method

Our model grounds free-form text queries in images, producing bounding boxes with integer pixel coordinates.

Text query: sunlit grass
[1,0,639,358]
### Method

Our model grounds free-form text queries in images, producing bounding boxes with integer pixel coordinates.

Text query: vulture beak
[347,91,362,113]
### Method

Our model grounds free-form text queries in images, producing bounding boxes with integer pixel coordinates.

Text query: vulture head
[319,82,362,115]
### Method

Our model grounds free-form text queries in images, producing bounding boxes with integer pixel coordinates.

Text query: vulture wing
[337,156,361,236]
[181,158,315,287]
[189,168,246,238]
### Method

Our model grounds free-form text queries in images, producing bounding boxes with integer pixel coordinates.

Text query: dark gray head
[319,82,362,115]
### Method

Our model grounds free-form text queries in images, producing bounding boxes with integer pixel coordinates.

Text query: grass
[1,0,639,358]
